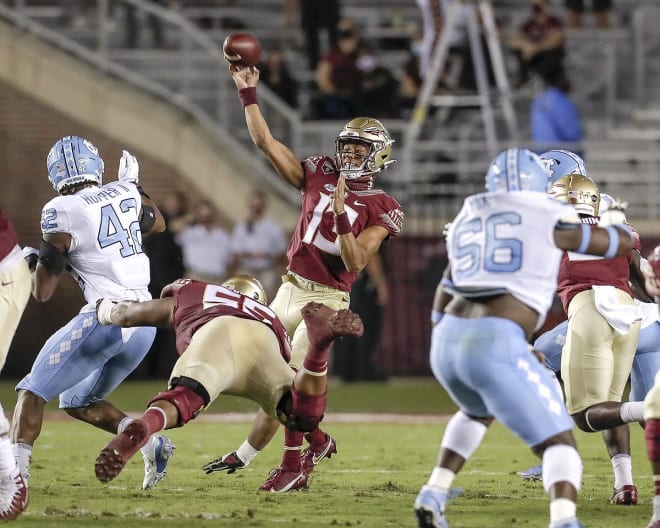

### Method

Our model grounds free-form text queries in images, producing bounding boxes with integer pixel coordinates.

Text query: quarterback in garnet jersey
[93,277,363,490]
[290,154,402,292]
[221,61,404,491]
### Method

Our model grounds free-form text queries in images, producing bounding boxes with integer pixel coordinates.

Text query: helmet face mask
[47,136,104,194]
[222,274,268,305]
[549,174,600,216]
[539,149,587,184]
[334,117,395,181]
[485,148,548,193]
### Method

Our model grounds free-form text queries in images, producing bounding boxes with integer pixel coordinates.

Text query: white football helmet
[46,136,104,194]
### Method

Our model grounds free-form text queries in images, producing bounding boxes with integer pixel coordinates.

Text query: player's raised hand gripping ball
[222,33,262,67]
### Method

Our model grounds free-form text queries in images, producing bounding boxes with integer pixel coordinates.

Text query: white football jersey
[445,191,580,329]
[40,181,152,312]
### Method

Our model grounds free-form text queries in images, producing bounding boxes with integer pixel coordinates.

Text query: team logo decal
[321,161,334,175]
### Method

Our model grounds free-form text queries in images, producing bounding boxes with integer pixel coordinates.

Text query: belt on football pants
[284,271,345,294]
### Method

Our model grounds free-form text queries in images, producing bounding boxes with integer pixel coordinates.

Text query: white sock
[427,466,454,491]
[117,416,133,434]
[0,436,16,474]
[653,494,660,521]
[12,443,31,480]
[235,440,260,466]
[611,453,633,489]
[549,498,577,524]
[619,402,644,423]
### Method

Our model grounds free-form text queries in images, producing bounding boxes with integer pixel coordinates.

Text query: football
[222,33,262,67]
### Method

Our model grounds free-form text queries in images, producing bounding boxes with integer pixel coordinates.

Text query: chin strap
[344,175,374,191]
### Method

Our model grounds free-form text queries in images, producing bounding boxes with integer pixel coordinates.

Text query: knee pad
[148,383,207,426]
[281,385,327,432]
[645,419,660,462]
[542,444,582,493]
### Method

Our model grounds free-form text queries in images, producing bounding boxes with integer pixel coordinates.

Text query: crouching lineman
[93,275,363,491]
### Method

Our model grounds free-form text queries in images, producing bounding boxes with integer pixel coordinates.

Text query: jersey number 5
[452,212,522,279]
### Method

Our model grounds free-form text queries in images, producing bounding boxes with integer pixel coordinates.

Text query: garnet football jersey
[556,216,637,312]
[287,156,404,292]
[170,279,291,362]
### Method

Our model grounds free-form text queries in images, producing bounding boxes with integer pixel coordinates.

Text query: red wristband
[335,211,352,235]
[238,87,258,108]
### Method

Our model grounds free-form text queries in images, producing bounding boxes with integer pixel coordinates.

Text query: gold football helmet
[549,174,600,216]
[335,117,396,179]
[222,274,267,305]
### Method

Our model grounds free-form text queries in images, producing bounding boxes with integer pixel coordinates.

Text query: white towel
[592,285,641,335]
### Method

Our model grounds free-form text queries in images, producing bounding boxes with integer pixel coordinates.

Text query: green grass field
[0,379,652,527]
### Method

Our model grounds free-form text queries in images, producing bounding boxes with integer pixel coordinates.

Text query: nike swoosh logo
[1,281,12,286]
[353,201,366,207]
[312,443,333,465]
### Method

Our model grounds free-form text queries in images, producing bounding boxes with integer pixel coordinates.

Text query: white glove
[96,298,117,325]
[22,246,39,271]
[117,150,139,184]
[599,197,628,227]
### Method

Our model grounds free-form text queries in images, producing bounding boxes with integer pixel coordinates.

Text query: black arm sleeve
[38,239,68,276]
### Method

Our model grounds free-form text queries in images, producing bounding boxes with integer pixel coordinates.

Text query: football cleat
[517,463,543,481]
[549,519,584,528]
[258,465,308,492]
[301,434,337,475]
[202,451,246,475]
[301,302,364,351]
[610,484,638,505]
[141,434,176,490]
[0,469,28,521]
[647,519,660,528]
[95,420,149,483]
[414,485,448,528]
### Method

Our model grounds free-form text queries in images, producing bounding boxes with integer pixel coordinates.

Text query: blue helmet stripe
[62,141,79,178]
[506,148,519,191]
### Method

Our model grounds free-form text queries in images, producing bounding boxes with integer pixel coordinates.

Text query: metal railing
[1,0,659,222]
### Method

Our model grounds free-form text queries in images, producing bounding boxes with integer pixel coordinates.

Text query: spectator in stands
[565,0,612,29]
[259,49,299,108]
[228,190,288,303]
[296,0,342,70]
[125,0,172,48]
[399,31,424,116]
[530,64,583,156]
[355,43,400,118]
[314,18,362,119]
[333,250,389,382]
[176,200,233,285]
[509,0,565,88]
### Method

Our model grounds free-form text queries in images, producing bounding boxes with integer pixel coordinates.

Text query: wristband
[238,87,258,108]
[604,226,620,259]
[334,211,352,235]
